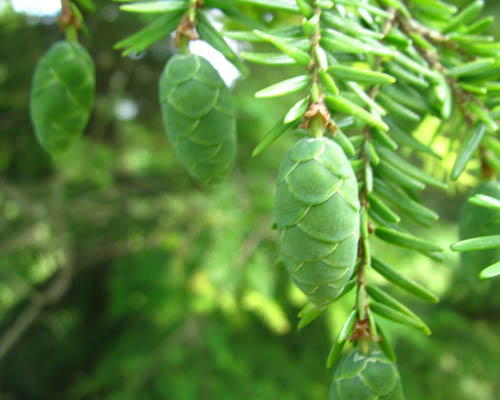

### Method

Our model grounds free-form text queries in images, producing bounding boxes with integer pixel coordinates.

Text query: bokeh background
[1,0,500,399]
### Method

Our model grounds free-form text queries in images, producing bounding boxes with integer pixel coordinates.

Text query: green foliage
[30,41,95,154]
[275,137,360,306]
[159,54,237,183]
[3,0,500,399]
[114,10,184,56]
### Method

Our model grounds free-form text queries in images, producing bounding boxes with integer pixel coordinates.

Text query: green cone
[274,137,360,306]
[330,348,404,400]
[459,181,500,270]
[30,41,95,154]
[159,54,237,183]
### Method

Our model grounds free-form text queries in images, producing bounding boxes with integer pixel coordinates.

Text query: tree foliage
[1,0,500,399]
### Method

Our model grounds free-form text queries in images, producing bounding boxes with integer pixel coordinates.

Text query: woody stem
[354,7,396,345]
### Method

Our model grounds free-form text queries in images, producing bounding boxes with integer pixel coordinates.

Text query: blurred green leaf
[255,75,310,98]
[451,235,500,251]
[451,123,486,180]
[120,1,187,14]
[197,11,249,75]
[480,261,500,279]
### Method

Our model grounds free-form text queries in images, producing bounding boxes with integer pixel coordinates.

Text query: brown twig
[175,0,204,48]
[0,243,73,361]
[300,6,332,133]
[351,7,397,344]
[394,9,497,179]
[395,11,476,127]
[175,14,198,47]
[58,0,80,32]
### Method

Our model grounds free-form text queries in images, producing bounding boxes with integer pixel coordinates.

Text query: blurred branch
[235,215,275,270]
[0,299,42,360]
[0,164,258,360]
[0,178,72,360]
[0,183,202,359]
[0,181,48,219]
[0,256,73,360]
[0,225,42,253]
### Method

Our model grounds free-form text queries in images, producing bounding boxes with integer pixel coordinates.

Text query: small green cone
[159,54,237,183]
[330,348,404,400]
[275,137,360,306]
[30,41,95,154]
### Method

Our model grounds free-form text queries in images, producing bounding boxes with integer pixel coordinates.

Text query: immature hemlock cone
[330,349,404,400]
[30,41,95,154]
[459,181,500,270]
[159,54,237,183]
[274,137,360,306]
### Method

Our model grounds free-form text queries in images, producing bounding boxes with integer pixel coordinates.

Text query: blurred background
[1,0,500,399]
